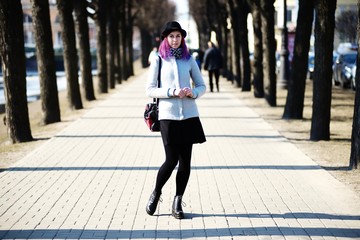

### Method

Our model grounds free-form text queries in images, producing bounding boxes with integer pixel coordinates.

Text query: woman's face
[167,31,182,48]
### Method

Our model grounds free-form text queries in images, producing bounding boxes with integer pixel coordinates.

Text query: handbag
[144,56,161,132]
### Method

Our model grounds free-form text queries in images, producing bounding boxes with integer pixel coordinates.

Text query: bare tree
[283,0,315,119]
[227,0,242,87]
[119,0,129,80]
[204,0,228,79]
[31,0,61,124]
[135,0,176,68]
[310,0,336,140]
[248,0,264,98]
[126,0,134,77]
[73,0,96,101]
[56,0,83,109]
[114,3,122,85]
[236,0,251,91]
[189,0,210,51]
[107,0,116,89]
[349,1,360,169]
[91,0,108,92]
[260,0,277,106]
[0,0,33,143]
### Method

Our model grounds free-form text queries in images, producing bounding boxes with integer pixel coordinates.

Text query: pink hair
[158,37,191,60]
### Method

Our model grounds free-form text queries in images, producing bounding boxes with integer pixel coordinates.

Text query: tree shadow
[0,225,359,239]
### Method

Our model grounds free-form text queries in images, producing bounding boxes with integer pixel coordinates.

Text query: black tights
[154,144,193,196]
[209,69,220,92]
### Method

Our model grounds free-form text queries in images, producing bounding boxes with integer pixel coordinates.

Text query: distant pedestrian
[192,51,201,70]
[145,21,206,219]
[203,41,223,92]
[148,46,158,65]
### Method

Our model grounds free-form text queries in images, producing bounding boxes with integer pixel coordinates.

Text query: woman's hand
[183,87,193,98]
[174,89,186,98]
[174,87,193,98]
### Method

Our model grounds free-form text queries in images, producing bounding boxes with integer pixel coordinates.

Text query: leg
[175,144,193,195]
[146,145,180,215]
[214,69,220,92]
[208,70,214,92]
[172,144,193,219]
[154,145,180,193]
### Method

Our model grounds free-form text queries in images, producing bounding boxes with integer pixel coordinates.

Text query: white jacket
[146,56,206,120]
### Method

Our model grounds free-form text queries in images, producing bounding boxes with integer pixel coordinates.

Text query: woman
[145,21,206,219]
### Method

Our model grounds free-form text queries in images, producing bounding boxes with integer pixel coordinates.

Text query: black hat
[161,21,187,40]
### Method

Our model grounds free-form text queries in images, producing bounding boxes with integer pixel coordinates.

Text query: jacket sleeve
[145,57,172,98]
[190,57,206,99]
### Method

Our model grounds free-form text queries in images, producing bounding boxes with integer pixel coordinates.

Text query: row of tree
[188,0,360,169]
[0,0,174,143]
[189,0,334,137]
[1,0,360,169]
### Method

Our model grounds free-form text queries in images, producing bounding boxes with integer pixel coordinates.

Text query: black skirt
[160,117,206,146]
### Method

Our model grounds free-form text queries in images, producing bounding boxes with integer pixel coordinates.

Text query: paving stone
[0,72,360,239]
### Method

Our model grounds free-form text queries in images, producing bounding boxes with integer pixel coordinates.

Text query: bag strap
[154,56,162,105]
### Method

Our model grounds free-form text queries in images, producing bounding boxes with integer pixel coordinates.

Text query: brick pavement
[0,70,360,239]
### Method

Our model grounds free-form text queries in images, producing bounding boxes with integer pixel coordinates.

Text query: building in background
[273,0,357,57]
[21,0,97,71]
[274,0,297,60]
[21,0,97,49]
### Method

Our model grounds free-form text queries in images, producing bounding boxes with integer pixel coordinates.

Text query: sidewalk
[0,70,360,239]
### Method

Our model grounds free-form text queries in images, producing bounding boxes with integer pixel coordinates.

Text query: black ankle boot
[172,195,184,219]
[146,191,161,215]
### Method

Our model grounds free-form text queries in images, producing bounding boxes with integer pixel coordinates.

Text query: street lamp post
[279,0,290,88]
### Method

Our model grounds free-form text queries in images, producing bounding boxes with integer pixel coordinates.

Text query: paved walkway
[1,70,360,240]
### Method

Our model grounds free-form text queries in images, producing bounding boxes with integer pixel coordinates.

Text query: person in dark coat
[203,41,223,92]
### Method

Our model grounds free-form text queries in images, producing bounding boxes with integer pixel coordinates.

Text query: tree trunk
[31,0,61,124]
[127,25,134,76]
[231,28,237,84]
[112,1,121,85]
[198,25,210,52]
[56,0,83,110]
[227,29,234,82]
[238,0,251,91]
[73,0,96,101]
[0,0,33,143]
[249,0,264,98]
[141,28,152,68]
[126,0,134,77]
[220,19,228,79]
[107,0,115,89]
[283,0,314,119]
[228,0,241,87]
[115,20,122,84]
[260,0,277,106]
[95,0,108,92]
[349,1,360,169]
[310,0,336,140]
[222,19,233,79]
[119,0,129,80]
